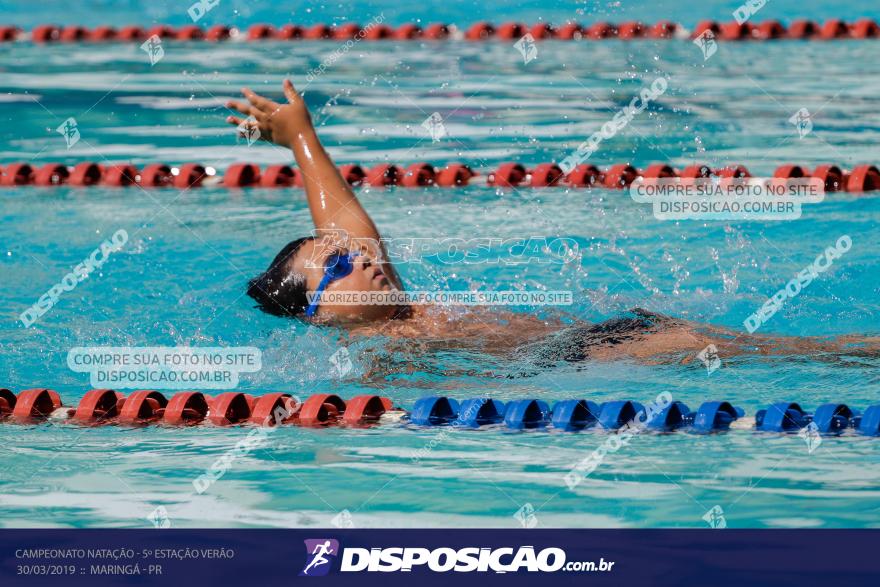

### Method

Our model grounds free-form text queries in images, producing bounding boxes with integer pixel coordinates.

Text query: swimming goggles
[304,251,357,317]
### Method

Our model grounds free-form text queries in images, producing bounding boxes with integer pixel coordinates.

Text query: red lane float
[206,25,232,41]
[247,24,275,40]
[846,165,880,192]
[208,392,253,425]
[338,164,366,186]
[603,164,639,188]
[140,164,173,187]
[488,162,527,188]
[176,25,204,41]
[88,26,117,42]
[820,19,849,39]
[1,163,34,186]
[530,163,564,187]
[400,163,435,187]
[34,163,69,186]
[680,164,714,186]
[304,24,332,39]
[788,20,819,39]
[73,389,124,423]
[163,391,209,424]
[249,393,299,425]
[117,26,146,41]
[118,390,167,424]
[395,24,422,40]
[298,393,347,426]
[174,163,208,189]
[566,164,603,187]
[529,23,555,40]
[496,22,526,40]
[586,22,616,39]
[852,19,880,38]
[465,22,495,41]
[260,164,298,187]
[435,164,475,187]
[365,24,393,40]
[342,395,393,426]
[0,26,21,41]
[146,26,176,39]
[424,24,450,40]
[556,23,584,40]
[756,20,786,40]
[812,165,843,192]
[649,21,678,38]
[223,163,261,187]
[11,388,62,421]
[717,165,751,187]
[366,163,402,187]
[617,22,645,39]
[0,388,17,418]
[103,164,139,187]
[69,162,102,186]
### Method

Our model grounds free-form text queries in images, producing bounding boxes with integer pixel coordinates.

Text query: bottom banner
[1,529,876,586]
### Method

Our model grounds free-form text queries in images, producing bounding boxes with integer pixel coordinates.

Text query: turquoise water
[2,3,880,528]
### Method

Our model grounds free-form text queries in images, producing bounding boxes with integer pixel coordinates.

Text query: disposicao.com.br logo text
[300,541,615,575]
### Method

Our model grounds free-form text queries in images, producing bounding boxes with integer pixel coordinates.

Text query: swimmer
[225,81,880,365]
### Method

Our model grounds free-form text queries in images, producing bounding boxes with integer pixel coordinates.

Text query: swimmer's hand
[225,79,311,147]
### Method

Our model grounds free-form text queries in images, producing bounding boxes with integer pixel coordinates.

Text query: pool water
[2,4,880,528]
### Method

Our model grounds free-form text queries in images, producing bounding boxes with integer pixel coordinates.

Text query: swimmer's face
[290,240,398,321]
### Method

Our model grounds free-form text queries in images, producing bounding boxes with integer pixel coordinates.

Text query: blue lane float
[455,398,505,428]
[647,401,691,431]
[858,405,880,436]
[503,399,551,430]
[404,396,880,436]
[811,403,855,434]
[597,400,645,430]
[755,402,808,432]
[550,399,600,431]
[691,401,744,433]
[409,396,459,426]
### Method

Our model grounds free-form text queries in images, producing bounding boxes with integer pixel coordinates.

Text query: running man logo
[300,539,340,577]
[140,35,165,66]
[696,344,721,375]
[702,505,727,529]
[237,117,261,146]
[799,422,822,454]
[56,117,80,149]
[514,33,538,64]
[421,112,447,142]
[693,30,717,61]
[789,108,813,138]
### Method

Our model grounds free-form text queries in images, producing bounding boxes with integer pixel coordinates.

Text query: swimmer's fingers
[226,116,272,142]
[242,87,279,114]
[226,99,256,118]
[282,79,302,104]
[225,115,251,128]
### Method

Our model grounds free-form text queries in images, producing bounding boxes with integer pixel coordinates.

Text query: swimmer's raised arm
[225,80,403,289]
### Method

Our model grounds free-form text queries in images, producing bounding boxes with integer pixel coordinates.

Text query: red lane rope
[1,387,395,427]
[1,20,879,43]
[1,161,878,191]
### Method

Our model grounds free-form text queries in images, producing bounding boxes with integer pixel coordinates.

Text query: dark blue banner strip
[1,529,877,586]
